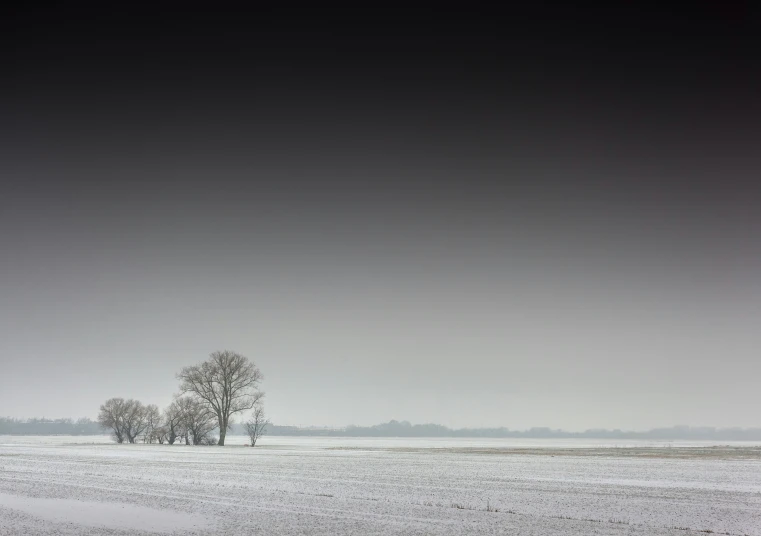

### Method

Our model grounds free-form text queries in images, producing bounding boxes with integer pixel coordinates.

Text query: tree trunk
[168,432,176,445]
[218,417,227,446]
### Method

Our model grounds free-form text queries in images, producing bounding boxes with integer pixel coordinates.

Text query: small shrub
[200,436,218,446]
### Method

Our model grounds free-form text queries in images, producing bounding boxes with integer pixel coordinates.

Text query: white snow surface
[0,492,208,533]
[1,435,759,535]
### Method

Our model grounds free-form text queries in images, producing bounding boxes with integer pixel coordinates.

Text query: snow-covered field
[1,436,759,535]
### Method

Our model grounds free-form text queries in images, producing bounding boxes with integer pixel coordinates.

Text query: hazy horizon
[3,7,760,432]
[3,413,761,435]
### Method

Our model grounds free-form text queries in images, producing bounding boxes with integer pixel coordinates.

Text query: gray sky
[2,7,760,430]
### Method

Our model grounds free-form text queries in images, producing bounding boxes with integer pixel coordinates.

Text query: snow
[0,493,207,533]
[1,436,759,535]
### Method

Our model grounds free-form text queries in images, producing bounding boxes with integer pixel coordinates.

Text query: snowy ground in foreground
[1,436,759,535]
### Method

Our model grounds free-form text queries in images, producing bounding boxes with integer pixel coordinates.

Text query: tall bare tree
[244,403,270,447]
[98,398,127,443]
[177,350,263,445]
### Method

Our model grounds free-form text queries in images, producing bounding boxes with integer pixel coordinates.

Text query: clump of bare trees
[174,396,217,445]
[143,404,162,443]
[97,399,161,444]
[98,350,266,447]
[98,398,128,443]
[161,399,185,445]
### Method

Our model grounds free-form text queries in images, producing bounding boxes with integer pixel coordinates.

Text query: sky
[2,7,760,430]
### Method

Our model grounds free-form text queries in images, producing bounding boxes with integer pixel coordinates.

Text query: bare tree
[154,425,168,444]
[163,400,185,445]
[98,398,155,444]
[142,404,162,443]
[244,404,270,447]
[98,398,127,443]
[175,396,217,445]
[177,350,264,445]
[122,399,151,444]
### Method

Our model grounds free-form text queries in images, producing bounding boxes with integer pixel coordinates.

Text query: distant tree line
[97,350,268,446]
[0,417,102,435]
[262,421,761,440]
[6,417,761,441]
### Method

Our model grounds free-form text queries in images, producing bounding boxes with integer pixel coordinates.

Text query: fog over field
[3,4,761,536]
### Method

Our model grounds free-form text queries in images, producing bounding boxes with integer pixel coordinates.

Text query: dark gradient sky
[2,7,760,429]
